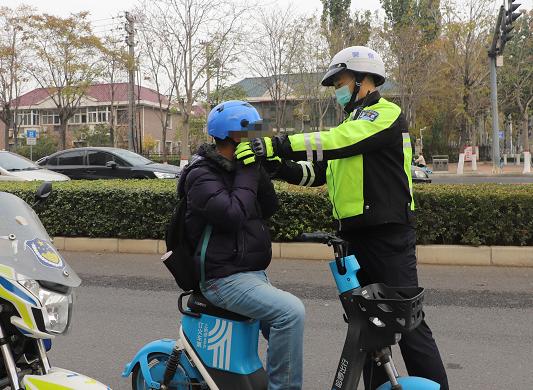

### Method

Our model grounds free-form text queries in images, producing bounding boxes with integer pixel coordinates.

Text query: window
[112,149,151,166]
[87,107,110,124]
[0,152,38,171]
[41,111,60,125]
[87,151,114,166]
[69,109,88,124]
[14,110,39,126]
[57,150,85,165]
[117,109,128,124]
[47,156,58,165]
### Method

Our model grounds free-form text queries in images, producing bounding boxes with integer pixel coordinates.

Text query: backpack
[163,195,211,291]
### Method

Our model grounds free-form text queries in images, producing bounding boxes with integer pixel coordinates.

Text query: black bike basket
[354,283,424,348]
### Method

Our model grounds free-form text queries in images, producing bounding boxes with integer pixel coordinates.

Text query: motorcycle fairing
[0,192,80,287]
[23,367,111,389]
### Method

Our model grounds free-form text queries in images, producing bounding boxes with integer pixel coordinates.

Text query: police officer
[237,46,449,390]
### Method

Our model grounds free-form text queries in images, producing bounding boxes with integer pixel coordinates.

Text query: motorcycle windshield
[0,192,81,287]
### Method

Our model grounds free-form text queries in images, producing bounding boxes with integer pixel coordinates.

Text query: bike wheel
[131,352,195,390]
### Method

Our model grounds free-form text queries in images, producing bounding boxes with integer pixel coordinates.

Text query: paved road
[430,175,533,184]
[48,252,533,389]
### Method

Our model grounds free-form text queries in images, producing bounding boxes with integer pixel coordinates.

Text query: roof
[13,83,169,107]
[234,73,399,99]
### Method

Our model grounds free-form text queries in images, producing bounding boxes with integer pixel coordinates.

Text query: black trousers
[341,223,449,390]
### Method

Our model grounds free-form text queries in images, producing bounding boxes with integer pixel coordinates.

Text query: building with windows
[0,83,181,153]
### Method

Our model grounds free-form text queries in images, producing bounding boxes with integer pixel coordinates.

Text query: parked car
[0,151,70,182]
[411,165,432,184]
[37,147,180,180]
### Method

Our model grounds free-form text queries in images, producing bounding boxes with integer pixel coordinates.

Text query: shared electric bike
[123,232,440,389]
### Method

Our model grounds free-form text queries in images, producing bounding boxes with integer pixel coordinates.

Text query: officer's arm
[274,160,327,187]
[276,104,404,161]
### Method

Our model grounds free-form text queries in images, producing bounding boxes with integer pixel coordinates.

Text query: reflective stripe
[297,161,316,187]
[304,133,313,161]
[314,132,323,161]
[402,133,411,148]
[297,161,309,186]
[307,162,316,186]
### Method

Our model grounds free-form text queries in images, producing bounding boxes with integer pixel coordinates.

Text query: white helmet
[321,46,386,87]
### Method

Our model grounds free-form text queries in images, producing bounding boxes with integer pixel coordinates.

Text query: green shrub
[0,180,531,245]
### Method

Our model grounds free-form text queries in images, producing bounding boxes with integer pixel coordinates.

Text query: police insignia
[358,110,379,122]
[25,238,64,269]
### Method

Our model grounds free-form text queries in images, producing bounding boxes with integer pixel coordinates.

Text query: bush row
[0,180,532,246]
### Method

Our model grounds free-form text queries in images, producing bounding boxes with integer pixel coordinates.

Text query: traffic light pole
[488,5,505,171]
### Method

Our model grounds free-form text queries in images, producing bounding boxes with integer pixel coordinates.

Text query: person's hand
[250,137,276,158]
[263,156,282,177]
[235,142,257,166]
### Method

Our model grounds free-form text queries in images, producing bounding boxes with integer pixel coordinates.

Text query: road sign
[26,137,37,146]
[26,129,37,139]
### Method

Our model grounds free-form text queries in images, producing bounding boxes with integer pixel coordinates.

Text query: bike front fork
[372,348,402,390]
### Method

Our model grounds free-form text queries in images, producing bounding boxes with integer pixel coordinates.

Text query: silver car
[0,151,70,182]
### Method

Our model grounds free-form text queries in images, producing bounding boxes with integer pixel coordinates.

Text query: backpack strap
[199,224,213,290]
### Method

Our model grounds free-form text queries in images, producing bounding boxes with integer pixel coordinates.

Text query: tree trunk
[59,121,67,150]
[524,109,530,153]
[2,115,11,151]
[162,113,169,162]
[180,111,191,163]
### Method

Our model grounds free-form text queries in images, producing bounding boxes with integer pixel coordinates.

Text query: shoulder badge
[357,110,379,122]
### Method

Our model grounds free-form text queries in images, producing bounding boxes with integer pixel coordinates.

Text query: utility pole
[125,11,136,152]
[488,0,523,171]
[200,40,211,142]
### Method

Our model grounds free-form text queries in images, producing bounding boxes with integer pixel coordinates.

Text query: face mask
[335,83,353,107]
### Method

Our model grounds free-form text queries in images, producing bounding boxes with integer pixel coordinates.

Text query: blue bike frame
[123,242,440,390]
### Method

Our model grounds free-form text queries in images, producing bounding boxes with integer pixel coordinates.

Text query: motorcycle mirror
[35,181,53,203]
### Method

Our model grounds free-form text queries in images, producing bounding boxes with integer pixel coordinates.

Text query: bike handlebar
[300,232,335,244]
[300,232,349,275]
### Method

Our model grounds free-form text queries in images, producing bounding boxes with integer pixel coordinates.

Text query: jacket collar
[194,143,235,172]
[345,90,381,116]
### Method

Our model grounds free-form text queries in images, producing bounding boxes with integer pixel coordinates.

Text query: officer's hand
[263,156,282,177]
[235,142,257,166]
[250,137,276,158]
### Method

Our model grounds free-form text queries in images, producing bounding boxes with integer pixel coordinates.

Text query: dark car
[37,147,180,180]
[411,165,431,184]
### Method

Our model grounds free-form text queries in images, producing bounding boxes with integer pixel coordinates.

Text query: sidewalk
[431,161,530,176]
[53,237,533,267]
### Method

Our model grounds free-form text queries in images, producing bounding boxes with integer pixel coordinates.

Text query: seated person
[178,100,305,390]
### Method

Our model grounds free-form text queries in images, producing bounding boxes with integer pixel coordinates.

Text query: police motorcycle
[0,183,111,389]
[123,231,440,389]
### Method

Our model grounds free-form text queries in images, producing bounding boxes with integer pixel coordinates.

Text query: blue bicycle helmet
[207,100,262,140]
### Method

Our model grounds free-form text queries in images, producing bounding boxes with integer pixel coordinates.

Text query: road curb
[52,237,533,267]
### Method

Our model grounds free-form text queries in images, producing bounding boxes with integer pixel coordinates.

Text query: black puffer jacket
[177,144,278,280]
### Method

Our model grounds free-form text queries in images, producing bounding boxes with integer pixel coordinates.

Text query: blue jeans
[202,270,305,390]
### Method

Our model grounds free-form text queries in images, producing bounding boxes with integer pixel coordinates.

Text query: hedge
[0,180,532,246]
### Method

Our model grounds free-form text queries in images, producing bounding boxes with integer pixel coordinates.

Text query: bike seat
[187,291,252,322]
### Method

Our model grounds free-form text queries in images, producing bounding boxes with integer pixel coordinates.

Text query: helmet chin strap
[343,73,366,115]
